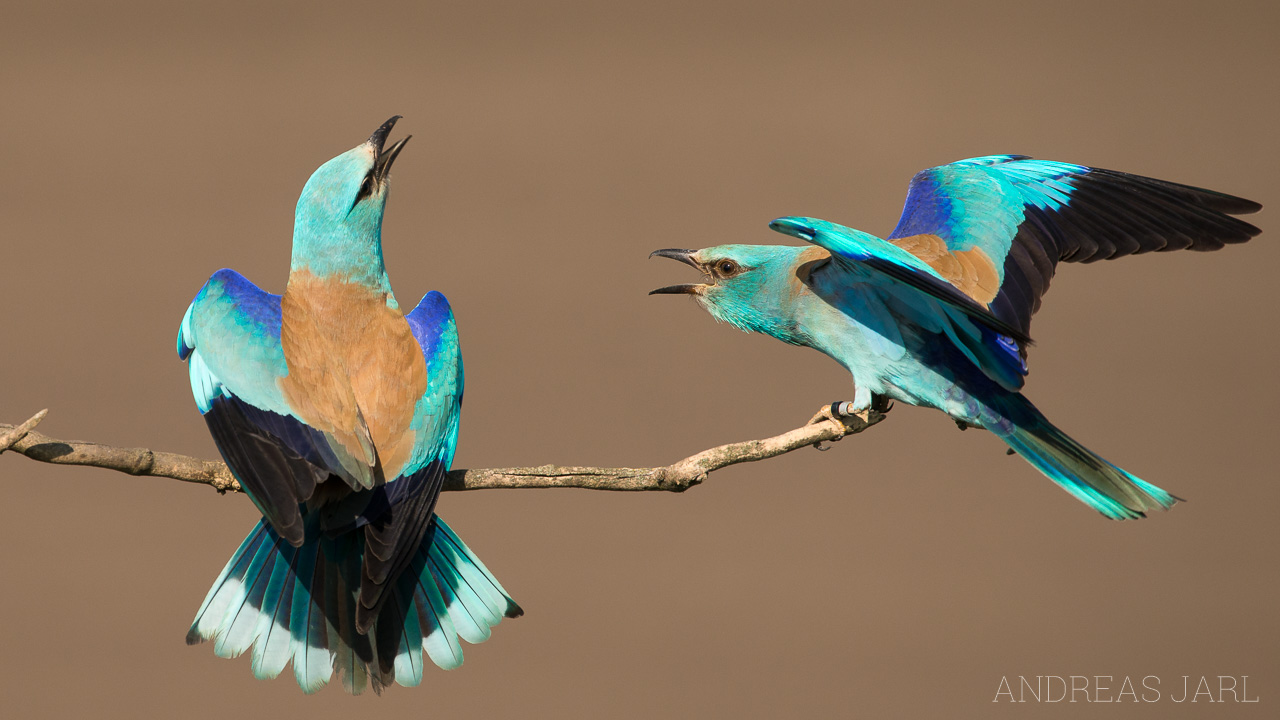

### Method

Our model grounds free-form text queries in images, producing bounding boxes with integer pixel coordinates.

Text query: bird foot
[808,395,892,449]
[871,393,895,414]
[807,401,866,448]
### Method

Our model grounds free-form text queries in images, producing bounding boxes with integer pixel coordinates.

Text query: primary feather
[887,155,1261,342]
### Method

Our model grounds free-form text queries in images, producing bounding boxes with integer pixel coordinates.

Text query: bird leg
[807,401,854,435]
[805,398,882,444]
[808,385,894,449]
[807,402,852,450]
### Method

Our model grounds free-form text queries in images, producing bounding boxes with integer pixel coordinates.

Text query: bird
[176,117,521,694]
[651,155,1261,519]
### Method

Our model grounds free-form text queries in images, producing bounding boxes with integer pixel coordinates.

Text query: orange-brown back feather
[279,269,428,484]
[889,233,1001,305]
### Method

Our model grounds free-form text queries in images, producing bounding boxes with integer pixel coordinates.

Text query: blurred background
[1,1,1276,717]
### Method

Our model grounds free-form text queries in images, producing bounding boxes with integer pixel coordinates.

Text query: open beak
[649,248,705,295]
[367,115,411,184]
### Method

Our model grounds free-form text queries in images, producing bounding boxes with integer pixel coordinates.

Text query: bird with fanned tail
[652,155,1261,519]
[177,117,521,694]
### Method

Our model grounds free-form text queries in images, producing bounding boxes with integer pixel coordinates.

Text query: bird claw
[808,396,889,449]
[872,394,894,414]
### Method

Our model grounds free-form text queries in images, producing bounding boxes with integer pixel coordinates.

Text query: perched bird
[177,117,521,694]
[652,155,1261,519]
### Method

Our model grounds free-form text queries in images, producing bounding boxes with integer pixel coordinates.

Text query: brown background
[1,1,1276,717]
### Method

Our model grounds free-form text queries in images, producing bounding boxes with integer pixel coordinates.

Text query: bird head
[293,116,411,244]
[649,244,814,339]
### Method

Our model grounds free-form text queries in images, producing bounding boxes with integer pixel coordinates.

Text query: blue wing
[887,155,1262,336]
[178,269,339,545]
[771,216,1030,342]
[772,216,1028,391]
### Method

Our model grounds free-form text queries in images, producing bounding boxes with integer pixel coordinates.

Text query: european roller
[177,117,520,694]
[651,155,1261,519]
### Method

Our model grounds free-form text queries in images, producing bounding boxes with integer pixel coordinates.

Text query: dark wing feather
[862,256,1032,344]
[887,155,1262,338]
[356,461,448,633]
[180,270,353,546]
[203,396,336,546]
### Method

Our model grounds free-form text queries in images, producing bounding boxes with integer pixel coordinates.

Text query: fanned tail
[187,514,521,694]
[992,394,1180,519]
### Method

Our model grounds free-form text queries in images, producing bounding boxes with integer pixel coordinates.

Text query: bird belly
[880,363,987,423]
[801,299,900,401]
[803,287,1004,428]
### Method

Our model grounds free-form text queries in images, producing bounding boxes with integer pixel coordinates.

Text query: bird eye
[355,173,375,203]
[716,260,740,276]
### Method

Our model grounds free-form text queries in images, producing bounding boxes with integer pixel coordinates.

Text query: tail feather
[215,536,278,658]
[393,593,425,686]
[250,543,296,679]
[994,395,1179,519]
[188,524,271,643]
[409,555,464,670]
[376,591,424,687]
[289,533,332,693]
[429,545,496,643]
[437,520,522,618]
[328,559,370,695]
[188,514,517,694]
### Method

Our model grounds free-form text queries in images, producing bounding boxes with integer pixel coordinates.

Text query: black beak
[649,248,703,295]
[367,116,401,152]
[649,284,701,295]
[649,248,699,268]
[367,116,411,183]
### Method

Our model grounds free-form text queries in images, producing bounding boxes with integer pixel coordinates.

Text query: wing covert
[179,269,336,545]
[887,155,1262,337]
[776,217,1029,391]
[771,216,1031,345]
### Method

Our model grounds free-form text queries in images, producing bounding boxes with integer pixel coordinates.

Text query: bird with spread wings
[652,155,1261,519]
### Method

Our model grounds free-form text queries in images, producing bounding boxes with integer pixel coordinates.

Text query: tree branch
[0,406,885,494]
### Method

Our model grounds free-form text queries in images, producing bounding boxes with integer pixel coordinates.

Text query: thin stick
[0,407,884,494]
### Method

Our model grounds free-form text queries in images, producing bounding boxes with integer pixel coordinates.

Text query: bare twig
[0,407,885,494]
[0,409,48,452]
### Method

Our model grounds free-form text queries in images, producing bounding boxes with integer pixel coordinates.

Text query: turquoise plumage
[652,156,1261,518]
[177,118,520,694]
